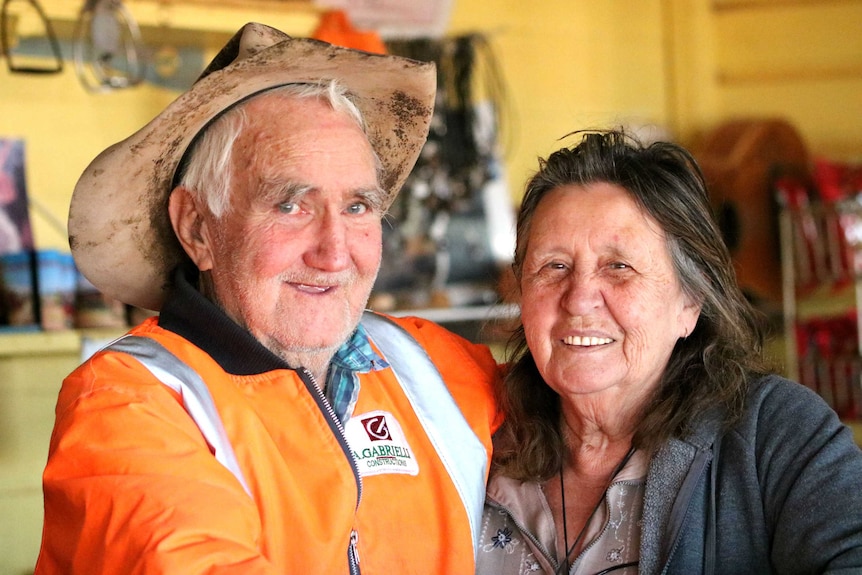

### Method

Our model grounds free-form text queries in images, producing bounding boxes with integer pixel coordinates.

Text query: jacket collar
[158,263,289,375]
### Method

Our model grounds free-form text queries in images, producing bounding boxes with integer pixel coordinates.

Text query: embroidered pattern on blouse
[480,505,545,574]
[492,527,515,549]
[606,547,623,562]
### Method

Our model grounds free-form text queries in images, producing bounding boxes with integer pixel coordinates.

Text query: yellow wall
[2,0,860,253]
[450,0,861,191]
[449,0,674,189]
[712,1,862,160]
[1,76,177,251]
[0,2,861,573]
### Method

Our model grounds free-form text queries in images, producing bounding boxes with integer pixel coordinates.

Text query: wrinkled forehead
[176,84,368,186]
[233,101,383,200]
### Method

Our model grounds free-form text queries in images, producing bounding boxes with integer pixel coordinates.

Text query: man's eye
[278,202,299,214]
[346,203,369,215]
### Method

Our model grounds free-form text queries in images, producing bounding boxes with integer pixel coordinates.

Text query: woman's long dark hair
[494,130,769,481]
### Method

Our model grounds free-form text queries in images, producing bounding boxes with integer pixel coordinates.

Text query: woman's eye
[609,261,630,270]
[540,261,567,272]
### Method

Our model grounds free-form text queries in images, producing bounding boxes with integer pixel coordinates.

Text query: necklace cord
[555,446,637,575]
[559,469,569,570]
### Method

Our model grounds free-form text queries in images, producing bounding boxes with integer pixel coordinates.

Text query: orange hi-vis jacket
[35,274,500,575]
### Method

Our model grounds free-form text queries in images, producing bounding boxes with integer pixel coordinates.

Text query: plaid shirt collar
[324,323,389,423]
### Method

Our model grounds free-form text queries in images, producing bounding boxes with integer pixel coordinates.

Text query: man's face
[198,94,384,379]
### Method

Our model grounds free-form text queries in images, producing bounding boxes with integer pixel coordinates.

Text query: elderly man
[35,23,500,574]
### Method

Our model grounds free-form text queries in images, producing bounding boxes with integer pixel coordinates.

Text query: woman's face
[519,182,701,407]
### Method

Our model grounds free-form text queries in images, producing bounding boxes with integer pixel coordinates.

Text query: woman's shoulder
[744,373,836,421]
[731,373,857,455]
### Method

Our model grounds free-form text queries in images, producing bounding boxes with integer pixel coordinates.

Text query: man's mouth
[294,283,331,294]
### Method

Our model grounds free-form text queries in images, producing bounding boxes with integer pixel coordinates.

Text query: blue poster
[0,139,33,254]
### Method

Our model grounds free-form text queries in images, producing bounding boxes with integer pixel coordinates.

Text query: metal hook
[0,0,64,74]
[72,0,146,92]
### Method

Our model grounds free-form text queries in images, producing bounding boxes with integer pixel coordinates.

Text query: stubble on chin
[219,270,372,382]
[266,330,347,385]
[266,301,364,383]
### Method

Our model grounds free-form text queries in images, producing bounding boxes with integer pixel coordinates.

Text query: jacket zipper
[348,529,361,575]
[298,367,363,575]
[565,480,642,574]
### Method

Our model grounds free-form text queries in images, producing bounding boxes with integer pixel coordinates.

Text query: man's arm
[35,352,276,575]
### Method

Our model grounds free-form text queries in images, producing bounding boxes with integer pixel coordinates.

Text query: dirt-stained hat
[68,22,436,311]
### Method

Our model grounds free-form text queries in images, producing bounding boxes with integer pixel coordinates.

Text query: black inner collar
[158,262,291,376]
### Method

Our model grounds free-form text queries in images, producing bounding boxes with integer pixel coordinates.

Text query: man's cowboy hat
[68,22,436,311]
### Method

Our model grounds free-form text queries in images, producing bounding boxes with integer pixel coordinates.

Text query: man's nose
[304,212,350,271]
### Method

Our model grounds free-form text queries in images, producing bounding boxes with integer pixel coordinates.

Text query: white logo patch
[344,410,419,477]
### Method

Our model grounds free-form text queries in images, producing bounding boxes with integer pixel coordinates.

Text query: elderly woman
[477,130,862,575]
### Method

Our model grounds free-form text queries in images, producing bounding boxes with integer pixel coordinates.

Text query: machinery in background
[372,33,515,318]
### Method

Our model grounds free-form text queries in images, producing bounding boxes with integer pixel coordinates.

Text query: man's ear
[168,186,214,272]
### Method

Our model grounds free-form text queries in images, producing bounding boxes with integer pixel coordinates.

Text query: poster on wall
[0,138,37,328]
[0,138,33,254]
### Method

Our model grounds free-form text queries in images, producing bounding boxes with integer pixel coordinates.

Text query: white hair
[179,80,380,218]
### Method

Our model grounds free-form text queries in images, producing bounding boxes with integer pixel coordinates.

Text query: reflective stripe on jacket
[36,312,500,575]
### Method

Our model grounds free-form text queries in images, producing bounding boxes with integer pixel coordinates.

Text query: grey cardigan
[479,375,862,574]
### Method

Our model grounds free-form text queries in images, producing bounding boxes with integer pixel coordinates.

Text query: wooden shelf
[0,328,127,358]
[29,1,323,37]
[387,303,519,324]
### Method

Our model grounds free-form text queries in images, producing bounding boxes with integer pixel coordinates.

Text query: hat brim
[69,29,436,311]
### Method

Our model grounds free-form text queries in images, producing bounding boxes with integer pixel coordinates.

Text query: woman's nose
[561,271,602,313]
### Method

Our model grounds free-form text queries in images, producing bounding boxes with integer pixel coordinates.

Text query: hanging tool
[72,0,145,92]
[0,0,63,74]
